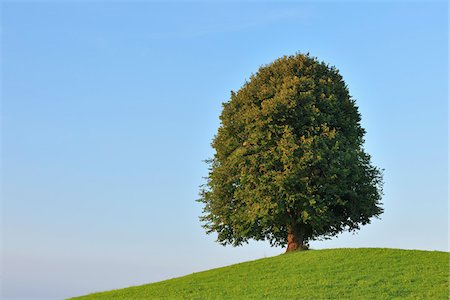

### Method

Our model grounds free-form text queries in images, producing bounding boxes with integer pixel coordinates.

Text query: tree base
[286,231,309,252]
[285,243,309,252]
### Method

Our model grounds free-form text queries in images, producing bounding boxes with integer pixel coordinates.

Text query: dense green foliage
[199,53,383,249]
[72,248,449,299]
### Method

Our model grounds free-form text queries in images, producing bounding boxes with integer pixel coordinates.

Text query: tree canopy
[199,53,383,251]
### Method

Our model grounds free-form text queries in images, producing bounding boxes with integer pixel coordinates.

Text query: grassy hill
[72,248,449,299]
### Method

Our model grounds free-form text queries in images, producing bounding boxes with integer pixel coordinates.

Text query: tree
[199,53,383,252]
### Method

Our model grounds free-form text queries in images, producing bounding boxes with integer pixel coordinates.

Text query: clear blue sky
[1,2,447,299]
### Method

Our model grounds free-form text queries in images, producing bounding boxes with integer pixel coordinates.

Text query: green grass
[72,248,449,299]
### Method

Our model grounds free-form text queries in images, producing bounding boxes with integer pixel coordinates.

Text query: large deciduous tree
[199,53,383,252]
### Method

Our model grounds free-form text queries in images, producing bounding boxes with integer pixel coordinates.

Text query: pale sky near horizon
[1,2,448,299]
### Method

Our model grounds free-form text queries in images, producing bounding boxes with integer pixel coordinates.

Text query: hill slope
[72,248,449,299]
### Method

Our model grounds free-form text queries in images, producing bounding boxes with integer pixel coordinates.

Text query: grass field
[71,248,449,299]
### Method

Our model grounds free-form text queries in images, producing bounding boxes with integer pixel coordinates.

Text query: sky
[1,1,448,299]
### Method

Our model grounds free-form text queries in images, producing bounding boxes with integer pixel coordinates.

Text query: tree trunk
[286,224,309,252]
